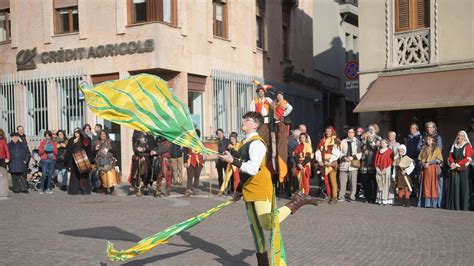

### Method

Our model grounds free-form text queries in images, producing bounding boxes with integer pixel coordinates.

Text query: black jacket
[8,141,30,173]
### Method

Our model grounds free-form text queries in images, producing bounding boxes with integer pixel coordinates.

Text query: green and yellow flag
[81,74,215,154]
[107,200,233,261]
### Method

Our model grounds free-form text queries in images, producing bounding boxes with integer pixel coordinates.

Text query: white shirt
[239,132,266,176]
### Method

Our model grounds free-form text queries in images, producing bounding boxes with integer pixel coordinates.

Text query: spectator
[405,123,422,198]
[360,124,381,204]
[218,135,240,196]
[39,130,58,194]
[339,128,362,202]
[298,124,311,146]
[215,129,229,191]
[83,124,93,141]
[94,123,103,143]
[0,128,10,168]
[315,126,341,204]
[374,139,394,205]
[184,129,204,197]
[418,121,444,208]
[388,131,400,159]
[393,145,415,207]
[446,131,471,211]
[151,136,172,197]
[288,129,301,197]
[292,133,313,195]
[56,130,69,191]
[94,130,118,195]
[8,132,30,193]
[356,127,365,142]
[418,135,443,208]
[16,125,28,145]
[65,128,93,195]
[170,143,185,185]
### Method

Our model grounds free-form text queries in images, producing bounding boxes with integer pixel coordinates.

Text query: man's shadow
[59,226,253,265]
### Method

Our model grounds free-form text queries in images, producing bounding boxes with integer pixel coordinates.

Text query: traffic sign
[344,61,359,80]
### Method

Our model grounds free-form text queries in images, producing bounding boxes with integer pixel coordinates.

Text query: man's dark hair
[95,124,103,130]
[16,125,24,130]
[195,129,201,138]
[44,130,53,138]
[242,112,263,129]
[83,123,92,131]
[215,128,224,135]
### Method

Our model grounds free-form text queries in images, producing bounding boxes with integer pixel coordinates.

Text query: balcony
[393,28,430,66]
[340,0,358,27]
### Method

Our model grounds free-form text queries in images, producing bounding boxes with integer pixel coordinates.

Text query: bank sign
[16,39,155,71]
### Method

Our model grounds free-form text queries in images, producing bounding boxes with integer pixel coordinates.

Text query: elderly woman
[418,135,443,208]
[446,131,472,211]
[393,145,415,207]
[374,139,394,205]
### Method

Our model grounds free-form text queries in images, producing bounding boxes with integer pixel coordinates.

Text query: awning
[354,68,474,112]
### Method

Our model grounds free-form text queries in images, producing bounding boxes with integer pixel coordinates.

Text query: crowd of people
[0,85,473,212]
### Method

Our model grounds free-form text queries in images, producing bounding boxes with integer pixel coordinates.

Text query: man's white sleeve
[240,140,266,176]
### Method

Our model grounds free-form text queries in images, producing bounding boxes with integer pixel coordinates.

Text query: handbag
[283,116,292,125]
[350,159,361,168]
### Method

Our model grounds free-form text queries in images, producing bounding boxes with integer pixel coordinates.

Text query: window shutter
[415,0,430,28]
[146,0,156,21]
[396,0,410,32]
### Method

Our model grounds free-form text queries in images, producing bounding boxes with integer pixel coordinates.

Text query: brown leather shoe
[329,197,337,204]
[285,191,319,214]
[256,251,269,266]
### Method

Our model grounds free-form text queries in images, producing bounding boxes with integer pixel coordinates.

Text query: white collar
[243,132,258,143]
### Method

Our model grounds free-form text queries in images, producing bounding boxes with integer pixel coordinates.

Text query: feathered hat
[251,80,273,94]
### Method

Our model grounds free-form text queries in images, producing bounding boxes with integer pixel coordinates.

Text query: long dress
[417,146,443,208]
[65,137,92,195]
[446,143,472,211]
[374,148,394,204]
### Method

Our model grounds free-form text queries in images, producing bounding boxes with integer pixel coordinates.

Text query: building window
[256,0,264,48]
[395,0,430,32]
[213,0,228,38]
[54,0,79,35]
[0,8,10,42]
[128,0,177,25]
[282,8,290,59]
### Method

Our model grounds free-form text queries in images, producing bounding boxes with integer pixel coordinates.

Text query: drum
[73,150,92,174]
[100,169,119,188]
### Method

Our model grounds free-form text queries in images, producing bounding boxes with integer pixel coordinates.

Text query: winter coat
[0,138,9,160]
[39,139,58,161]
[8,141,30,173]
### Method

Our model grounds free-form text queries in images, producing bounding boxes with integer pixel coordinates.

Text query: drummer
[65,128,93,195]
[94,130,119,195]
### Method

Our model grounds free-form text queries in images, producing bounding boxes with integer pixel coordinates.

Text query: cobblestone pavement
[1,184,474,266]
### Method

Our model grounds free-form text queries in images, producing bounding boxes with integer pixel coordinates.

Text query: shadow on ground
[59,226,253,265]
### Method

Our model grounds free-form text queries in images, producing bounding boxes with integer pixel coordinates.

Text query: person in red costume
[315,126,341,204]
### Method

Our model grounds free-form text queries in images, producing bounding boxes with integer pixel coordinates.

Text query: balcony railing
[393,28,430,66]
